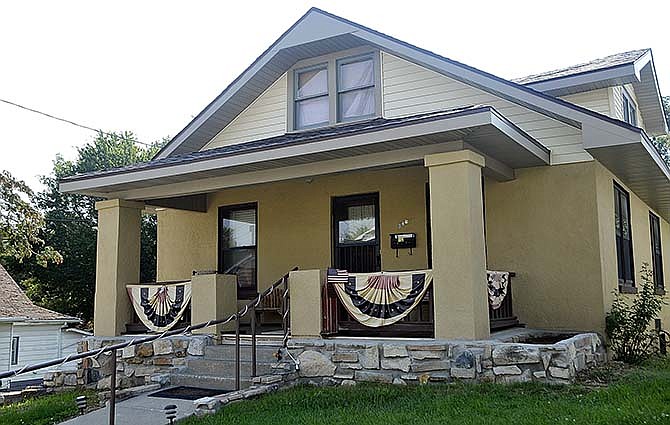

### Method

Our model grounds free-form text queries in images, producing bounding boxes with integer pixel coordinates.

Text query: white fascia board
[524,64,638,95]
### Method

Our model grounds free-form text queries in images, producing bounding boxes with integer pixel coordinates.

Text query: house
[59,8,669,343]
[0,265,84,389]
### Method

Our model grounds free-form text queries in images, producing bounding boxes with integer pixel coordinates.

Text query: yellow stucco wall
[157,166,430,292]
[594,162,670,328]
[484,161,606,332]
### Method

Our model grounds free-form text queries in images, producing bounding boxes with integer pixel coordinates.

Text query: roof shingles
[513,49,649,85]
[0,264,76,322]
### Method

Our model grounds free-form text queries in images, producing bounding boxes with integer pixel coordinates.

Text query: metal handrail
[0,267,297,381]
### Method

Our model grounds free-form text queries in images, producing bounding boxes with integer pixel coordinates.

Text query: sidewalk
[61,390,195,425]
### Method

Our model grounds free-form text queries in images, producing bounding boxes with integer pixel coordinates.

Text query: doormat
[150,386,226,400]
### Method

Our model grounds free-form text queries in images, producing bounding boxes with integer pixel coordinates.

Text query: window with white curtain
[292,51,378,130]
[337,56,376,121]
[294,65,329,130]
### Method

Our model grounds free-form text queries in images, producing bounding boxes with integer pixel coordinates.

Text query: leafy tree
[652,96,670,164]
[5,132,165,322]
[0,171,62,266]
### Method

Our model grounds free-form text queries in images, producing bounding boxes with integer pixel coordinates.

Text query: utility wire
[0,97,152,147]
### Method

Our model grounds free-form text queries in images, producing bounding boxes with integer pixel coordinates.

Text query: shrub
[605,263,666,364]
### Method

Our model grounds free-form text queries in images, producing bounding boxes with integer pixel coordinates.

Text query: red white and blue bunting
[327,269,432,328]
[127,282,192,332]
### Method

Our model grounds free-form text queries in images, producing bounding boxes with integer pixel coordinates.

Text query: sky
[1,0,668,190]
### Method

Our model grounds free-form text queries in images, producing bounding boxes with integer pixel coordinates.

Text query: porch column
[425,150,490,340]
[191,273,237,334]
[94,199,144,336]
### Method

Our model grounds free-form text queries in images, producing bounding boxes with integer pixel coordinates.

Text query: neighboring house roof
[513,49,650,85]
[0,264,79,323]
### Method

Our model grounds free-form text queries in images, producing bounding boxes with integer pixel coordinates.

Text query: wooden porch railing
[488,272,518,330]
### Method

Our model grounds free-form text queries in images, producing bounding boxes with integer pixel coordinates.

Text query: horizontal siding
[560,89,611,116]
[61,331,84,356]
[203,73,288,150]
[381,53,591,165]
[11,324,63,380]
[0,324,10,374]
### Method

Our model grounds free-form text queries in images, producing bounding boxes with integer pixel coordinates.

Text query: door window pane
[221,208,256,248]
[222,249,256,291]
[338,204,376,244]
[219,205,257,296]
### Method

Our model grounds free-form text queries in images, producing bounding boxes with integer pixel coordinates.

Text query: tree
[652,96,670,165]
[0,170,62,266]
[5,132,165,322]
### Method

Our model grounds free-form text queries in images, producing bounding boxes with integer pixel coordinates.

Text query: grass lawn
[0,390,95,425]
[180,359,670,425]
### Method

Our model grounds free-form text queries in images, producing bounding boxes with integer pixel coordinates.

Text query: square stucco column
[191,273,238,334]
[425,150,490,340]
[94,199,144,336]
[289,270,323,338]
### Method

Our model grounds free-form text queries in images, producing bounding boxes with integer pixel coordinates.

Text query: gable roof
[0,264,78,322]
[513,49,650,85]
[514,49,666,135]
[154,7,658,160]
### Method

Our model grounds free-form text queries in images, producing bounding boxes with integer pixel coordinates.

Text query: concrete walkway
[61,390,195,425]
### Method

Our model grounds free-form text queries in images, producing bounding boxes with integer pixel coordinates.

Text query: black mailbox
[390,233,417,250]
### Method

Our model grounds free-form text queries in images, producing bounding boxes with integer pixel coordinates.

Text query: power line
[0,97,152,147]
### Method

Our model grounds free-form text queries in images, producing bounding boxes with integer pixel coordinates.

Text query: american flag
[327,268,349,285]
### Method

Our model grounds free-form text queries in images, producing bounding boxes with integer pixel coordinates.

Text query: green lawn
[0,390,95,425]
[180,359,670,425]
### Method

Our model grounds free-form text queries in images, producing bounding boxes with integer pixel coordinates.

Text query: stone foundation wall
[273,333,606,386]
[46,335,211,391]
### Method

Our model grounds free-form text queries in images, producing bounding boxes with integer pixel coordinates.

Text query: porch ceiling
[59,106,549,199]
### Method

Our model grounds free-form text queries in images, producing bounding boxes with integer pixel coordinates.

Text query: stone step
[204,344,281,361]
[184,358,274,377]
[170,373,252,391]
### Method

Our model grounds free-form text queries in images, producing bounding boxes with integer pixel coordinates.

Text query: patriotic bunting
[127,282,192,332]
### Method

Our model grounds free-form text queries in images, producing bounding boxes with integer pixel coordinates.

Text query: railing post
[251,305,257,377]
[235,314,240,391]
[109,348,117,425]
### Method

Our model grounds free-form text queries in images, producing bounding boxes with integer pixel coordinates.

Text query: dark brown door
[332,193,380,273]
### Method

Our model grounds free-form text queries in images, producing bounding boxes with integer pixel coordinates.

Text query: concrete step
[204,344,281,361]
[184,358,274,377]
[170,373,252,392]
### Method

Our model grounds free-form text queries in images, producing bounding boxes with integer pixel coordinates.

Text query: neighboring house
[60,8,669,342]
[0,265,84,389]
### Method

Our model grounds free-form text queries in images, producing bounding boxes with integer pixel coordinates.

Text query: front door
[332,193,380,273]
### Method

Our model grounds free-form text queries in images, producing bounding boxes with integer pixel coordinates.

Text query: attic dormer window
[290,50,380,131]
[337,56,376,122]
[622,88,638,126]
[294,64,329,129]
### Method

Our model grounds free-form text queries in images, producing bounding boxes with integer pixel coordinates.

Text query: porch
[62,107,549,340]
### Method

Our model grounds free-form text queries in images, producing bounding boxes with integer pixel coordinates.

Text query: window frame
[287,47,382,132]
[10,336,19,366]
[614,182,635,290]
[622,88,638,126]
[218,202,259,299]
[336,54,378,123]
[293,63,330,130]
[649,212,664,292]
